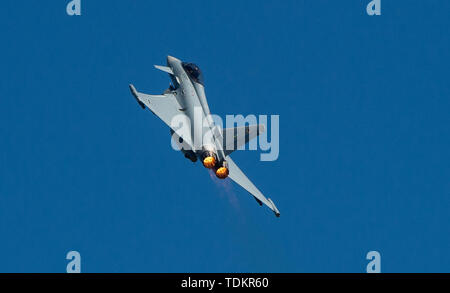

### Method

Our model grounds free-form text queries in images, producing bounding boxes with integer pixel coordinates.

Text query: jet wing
[129,84,193,148]
[222,124,265,156]
[226,155,280,217]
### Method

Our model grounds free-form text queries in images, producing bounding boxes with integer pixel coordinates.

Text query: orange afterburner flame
[215,167,229,179]
[203,156,216,169]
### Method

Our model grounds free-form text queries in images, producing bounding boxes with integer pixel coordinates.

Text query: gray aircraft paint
[129,56,280,217]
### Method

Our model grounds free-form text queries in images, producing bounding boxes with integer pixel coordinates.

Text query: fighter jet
[129,56,280,217]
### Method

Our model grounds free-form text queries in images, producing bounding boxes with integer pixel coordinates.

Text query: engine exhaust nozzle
[202,151,217,169]
[203,156,216,169]
[215,167,229,179]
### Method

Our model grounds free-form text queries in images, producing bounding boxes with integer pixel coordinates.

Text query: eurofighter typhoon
[129,56,280,217]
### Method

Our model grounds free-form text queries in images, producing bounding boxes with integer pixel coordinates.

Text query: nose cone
[167,55,180,66]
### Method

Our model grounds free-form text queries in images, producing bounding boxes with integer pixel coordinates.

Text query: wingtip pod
[129,84,145,109]
[128,84,136,96]
[267,198,280,218]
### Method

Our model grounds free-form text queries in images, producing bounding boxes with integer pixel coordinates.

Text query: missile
[253,196,263,206]
[267,198,281,217]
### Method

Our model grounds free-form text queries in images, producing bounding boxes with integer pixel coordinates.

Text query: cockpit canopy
[182,62,204,85]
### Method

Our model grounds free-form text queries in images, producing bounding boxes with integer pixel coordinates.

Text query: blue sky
[0,1,449,272]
